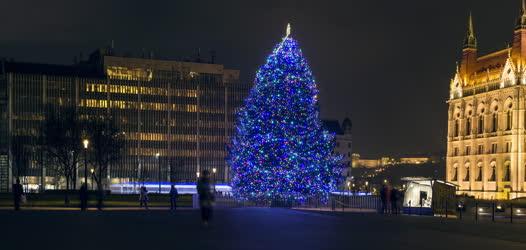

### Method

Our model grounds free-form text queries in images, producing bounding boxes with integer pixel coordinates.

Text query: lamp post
[156,152,160,194]
[212,167,217,191]
[365,181,369,194]
[82,139,89,186]
[90,168,94,190]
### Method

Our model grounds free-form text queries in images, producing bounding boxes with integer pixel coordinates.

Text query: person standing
[169,185,178,211]
[197,170,214,226]
[12,178,24,211]
[139,186,149,210]
[390,188,398,215]
[79,183,88,211]
[379,185,387,214]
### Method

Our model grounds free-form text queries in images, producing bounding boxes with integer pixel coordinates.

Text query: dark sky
[0,0,523,157]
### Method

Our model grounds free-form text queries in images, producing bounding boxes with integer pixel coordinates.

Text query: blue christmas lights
[229,35,343,202]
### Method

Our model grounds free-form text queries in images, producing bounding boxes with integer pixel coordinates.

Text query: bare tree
[87,114,124,209]
[42,106,83,204]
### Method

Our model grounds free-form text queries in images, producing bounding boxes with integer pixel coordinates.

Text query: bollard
[475,203,478,222]
[510,203,513,224]
[492,202,495,222]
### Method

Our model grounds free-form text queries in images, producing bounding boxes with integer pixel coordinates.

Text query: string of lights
[229,28,343,202]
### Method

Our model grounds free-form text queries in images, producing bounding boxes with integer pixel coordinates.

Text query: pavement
[0,208,525,250]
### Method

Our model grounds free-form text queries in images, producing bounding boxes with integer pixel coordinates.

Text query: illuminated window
[464,164,470,181]
[489,163,496,181]
[466,117,472,135]
[492,113,498,132]
[505,142,512,153]
[491,143,497,154]
[465,146,471,155]
[478,114,484,134]
[503,162,511,182]
[477,145,484,154]
[454,120,459,137]
[476,163,482,181]
[506,111,512,131]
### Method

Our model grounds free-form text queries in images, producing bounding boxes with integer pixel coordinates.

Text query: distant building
[398,157,430,165]
[0,47,249,192]
[322,118,352,183]
[351,153,383,169]
[447,6,526,199]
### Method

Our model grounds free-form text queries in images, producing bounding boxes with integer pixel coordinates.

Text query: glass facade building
[0,50,248,192]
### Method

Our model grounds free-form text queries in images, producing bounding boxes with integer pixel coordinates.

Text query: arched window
[478,115,484,134]
[506,111,512,131]
[452,165,458,181]
[464,164,470,181]
[466,117,472,135]
[492,113,498,132]
[454,120,459,137]
[476,163,483,181]
[489,162,496,181]
[503,162,511,182]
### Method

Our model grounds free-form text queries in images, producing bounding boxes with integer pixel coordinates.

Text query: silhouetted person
[139,186,149,210]
[169,184,178,211]
[12,178,24,211]
[390,188,398,214]
[197,170,214,226]
[379,185,387,214]
[79,183,88,211]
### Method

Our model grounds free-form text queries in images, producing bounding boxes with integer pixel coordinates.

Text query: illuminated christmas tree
[229,24,342,202]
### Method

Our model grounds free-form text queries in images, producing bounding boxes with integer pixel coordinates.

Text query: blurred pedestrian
[390,188,398,214]
[12,178,24,211]
[79,183,88,211]
[379,185,387,214]
[170,184,178,211]
[139,186,149,210]
[197,170,215,226]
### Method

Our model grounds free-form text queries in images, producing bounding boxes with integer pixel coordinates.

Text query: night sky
[0,0,523,157]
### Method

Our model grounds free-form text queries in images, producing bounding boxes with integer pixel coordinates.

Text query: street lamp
[212,168,217,191]
[82,139,89,186]
[90,168,94,190]
[156,152,160,194]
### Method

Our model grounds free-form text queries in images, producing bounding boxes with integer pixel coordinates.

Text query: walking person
[139,186,149,210]
[169,184,178,211]
[197,170,215,226]
[12,178,24,211]
[79,183,88,211]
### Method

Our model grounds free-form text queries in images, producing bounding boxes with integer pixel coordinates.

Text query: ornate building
[446,5,526,200]
[322,118,352,187]
[0,47,249,192]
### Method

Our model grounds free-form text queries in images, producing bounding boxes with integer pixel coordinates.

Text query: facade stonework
[446,9,526,200]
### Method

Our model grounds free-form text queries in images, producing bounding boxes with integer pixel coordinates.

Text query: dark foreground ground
[1,208,525,250]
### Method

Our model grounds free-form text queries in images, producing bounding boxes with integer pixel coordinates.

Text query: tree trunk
[96,168,104,210]
[64,176,70,205]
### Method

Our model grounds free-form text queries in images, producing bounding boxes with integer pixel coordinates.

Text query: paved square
[1,208,525,250]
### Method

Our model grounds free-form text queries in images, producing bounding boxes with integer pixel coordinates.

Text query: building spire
[516,0,526,29]
[463,12,477,49]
